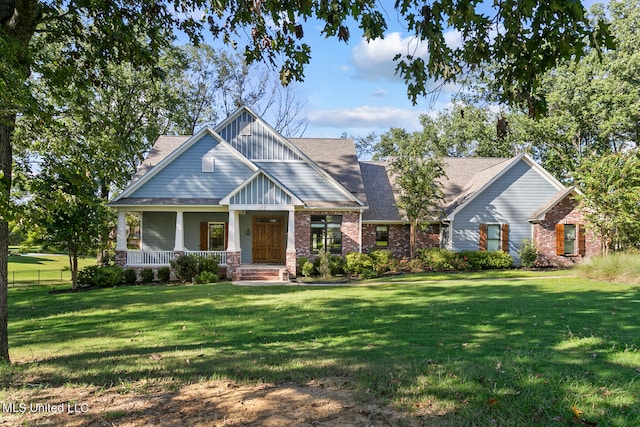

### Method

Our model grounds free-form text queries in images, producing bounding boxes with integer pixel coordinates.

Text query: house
[109,107,600,279]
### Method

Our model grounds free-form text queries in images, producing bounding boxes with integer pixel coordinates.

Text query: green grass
[2,273,639,426]
[8,254,95,286]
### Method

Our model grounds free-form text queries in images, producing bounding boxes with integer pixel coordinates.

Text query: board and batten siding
[218,111,301,161]
[450,160,560,263]
[129,134,254,199]
[229,173,293,205]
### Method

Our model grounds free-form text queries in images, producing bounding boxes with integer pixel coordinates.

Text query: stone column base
[226,251,242,281]
[286,250,297,278]
[115,251,127,268]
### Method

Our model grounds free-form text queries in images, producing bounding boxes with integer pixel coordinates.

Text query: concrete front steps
[237,265,289,281]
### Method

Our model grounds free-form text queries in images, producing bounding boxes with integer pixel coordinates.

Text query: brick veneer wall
[295,211,361,258]
[532,195,601,267]
[362,223,440,258]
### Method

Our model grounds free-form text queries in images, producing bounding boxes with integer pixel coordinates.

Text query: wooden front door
[252,216,285,264]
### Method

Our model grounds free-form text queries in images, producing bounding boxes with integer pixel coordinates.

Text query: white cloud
[351,32,428,81]
[308,106,427,130]
[371,88,386,97]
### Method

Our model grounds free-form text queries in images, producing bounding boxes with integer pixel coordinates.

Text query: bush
[370,249,395,275]
[140,268,155,283]
[418,248,458,271]
[317,250,332,279]
[518,240,538,268]
[345,252,374,276]
[329,255,346,276]
[78,265,123,288]
[301,260,315,277]
[485,251,514,269]
[157,266,171,282]
[194,271,218,284]
[296,256,309,277]
[123,268,137,284]
[170,254,200,282]
[198,255,220,274]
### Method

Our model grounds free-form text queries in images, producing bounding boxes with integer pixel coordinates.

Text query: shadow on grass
[8,255,50,265]
[4,280,640,425]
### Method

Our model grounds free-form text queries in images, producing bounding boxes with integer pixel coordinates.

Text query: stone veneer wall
[532,195,601,267]
[362,224,440,258]
[295,211,361,258]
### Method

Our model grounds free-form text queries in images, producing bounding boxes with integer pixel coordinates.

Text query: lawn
[7,253,95,286]
[2,272,639,426]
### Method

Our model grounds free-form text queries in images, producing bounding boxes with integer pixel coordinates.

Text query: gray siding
[142,212,175,251]
[183,212,229,251]
[450,160,559,263]
[218,112,301,160]
[257,161,352,202]
[130,134,254,199]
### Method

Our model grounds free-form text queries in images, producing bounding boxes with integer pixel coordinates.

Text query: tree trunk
[409,219,417,260]
[0,116,16,363]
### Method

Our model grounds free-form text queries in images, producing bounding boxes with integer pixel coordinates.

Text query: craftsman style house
[109,107,600,279]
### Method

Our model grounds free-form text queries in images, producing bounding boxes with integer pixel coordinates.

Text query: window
[376,225,389,247]
[479,223,509,251]
[556,224,585,256]
[202,155,215,173]
[208,223,226,251]
[311,215,342,254]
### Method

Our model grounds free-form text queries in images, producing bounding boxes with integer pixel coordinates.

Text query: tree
[575,151,640,256]
[376,128,445,259]
[29,158,111,288]
[0,0,616,363]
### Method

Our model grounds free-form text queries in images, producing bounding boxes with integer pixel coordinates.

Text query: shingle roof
[359,161,403,222]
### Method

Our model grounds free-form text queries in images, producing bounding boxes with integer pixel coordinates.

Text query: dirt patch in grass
[3,378,429,426]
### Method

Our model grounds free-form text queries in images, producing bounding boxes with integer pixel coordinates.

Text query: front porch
[114,207,297,281]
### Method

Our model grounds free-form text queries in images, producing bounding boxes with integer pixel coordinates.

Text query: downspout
[359,210,363,253]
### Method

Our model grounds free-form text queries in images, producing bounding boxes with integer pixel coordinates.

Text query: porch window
[311,215,342,254]
[208,223,226,251]
[376,225,389,247]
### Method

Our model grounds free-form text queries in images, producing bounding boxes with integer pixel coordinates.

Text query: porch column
[286,208,297,278]
[174,210,184,251]
[226,208,241,280]
[116,210,127,251]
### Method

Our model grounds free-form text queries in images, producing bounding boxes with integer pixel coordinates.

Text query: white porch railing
[185,250,227,265]
[127,251,175,266]
[126,250,227,266]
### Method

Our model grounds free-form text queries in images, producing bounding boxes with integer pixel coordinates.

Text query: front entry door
[252,216,285,264]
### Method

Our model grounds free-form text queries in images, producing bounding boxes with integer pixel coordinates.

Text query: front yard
[1,272,639,426]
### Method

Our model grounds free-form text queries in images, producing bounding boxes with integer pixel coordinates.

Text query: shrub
[296,256,309,277]
[317,250,332,279]
[123,268,138,285]
[329,255,346,276]
[170,254,199,282]
[345,252,374,276]
[194,271,218,284]
[518,240,538,268]
[140,268,155,283]
[78,265,123,288]
[485,251,514,269]
[301,260,315,277]
[157,266,171,282]
[198,255,220,274]
[418,248,457,271]
[370,249,395,275]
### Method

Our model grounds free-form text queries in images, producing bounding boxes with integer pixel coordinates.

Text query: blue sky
[202,1,603,139]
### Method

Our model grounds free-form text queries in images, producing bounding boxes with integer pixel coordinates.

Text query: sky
[202,0,603,139]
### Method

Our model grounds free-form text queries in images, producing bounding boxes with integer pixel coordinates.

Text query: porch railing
[185,250,227,265]
[127,250,175,266]
[126,250,227,266]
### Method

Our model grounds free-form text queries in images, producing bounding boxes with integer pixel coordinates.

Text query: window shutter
[556,223,565,256]
[501,224,509,252]
[578,224,586,255]
[479,223,488,251]
[200,222,208,251]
